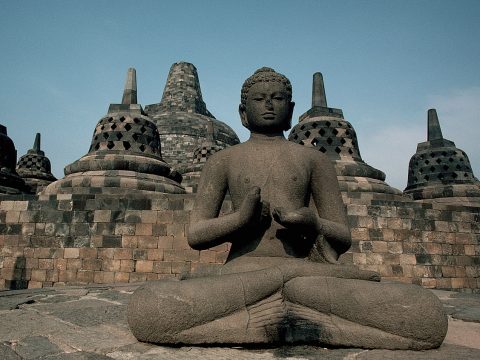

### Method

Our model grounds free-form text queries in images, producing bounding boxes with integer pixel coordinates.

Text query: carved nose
[265,99,273,109]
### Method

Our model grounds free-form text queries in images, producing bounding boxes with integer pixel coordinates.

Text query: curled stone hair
[241,67,292,106]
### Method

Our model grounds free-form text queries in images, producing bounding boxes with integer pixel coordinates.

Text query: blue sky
[1,0,479,189]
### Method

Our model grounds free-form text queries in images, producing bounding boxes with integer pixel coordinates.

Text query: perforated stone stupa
[16,133,56,194]
[404,109,480,205]
[0,124,28,194]
[288,72,401,195]
[145,62,239,172]
[42,68,185,195]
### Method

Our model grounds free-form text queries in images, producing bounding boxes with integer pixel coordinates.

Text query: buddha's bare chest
[226,146,310,205]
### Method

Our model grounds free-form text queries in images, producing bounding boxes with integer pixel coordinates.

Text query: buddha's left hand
[272,207,318,235]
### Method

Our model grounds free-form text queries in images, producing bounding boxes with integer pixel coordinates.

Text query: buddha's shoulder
[204,144,240,164]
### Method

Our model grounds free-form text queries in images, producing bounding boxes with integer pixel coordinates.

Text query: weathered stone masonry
[0,193,230,289]
[0,191,478,292]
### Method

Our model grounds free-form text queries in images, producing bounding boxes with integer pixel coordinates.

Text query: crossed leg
[128,264,447,349]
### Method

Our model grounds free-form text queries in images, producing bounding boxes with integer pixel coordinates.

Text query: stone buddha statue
[128,67,447,350]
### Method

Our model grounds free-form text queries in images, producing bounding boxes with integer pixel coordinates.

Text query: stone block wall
[0,191,478,292]
[0,193,231,289]
[339,192,479,292]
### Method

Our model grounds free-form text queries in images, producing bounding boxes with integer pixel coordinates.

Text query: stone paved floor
[0,284,479,359]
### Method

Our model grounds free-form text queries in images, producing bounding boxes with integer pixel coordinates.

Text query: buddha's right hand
[239,187,270,227]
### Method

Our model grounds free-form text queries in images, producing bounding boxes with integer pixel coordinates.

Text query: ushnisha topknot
[241,67,292,106]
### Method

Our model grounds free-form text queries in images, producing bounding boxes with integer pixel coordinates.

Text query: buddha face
[240,81,295,134]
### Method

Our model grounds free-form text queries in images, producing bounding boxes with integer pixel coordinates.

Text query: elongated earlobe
[239,104,249,129]
[284,101,295,131]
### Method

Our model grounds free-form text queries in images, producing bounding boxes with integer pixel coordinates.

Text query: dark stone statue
[128,68,448,349]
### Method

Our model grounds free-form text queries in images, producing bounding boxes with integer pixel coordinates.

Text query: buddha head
[240,67,295,134]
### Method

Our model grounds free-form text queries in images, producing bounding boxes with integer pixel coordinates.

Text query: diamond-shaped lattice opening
[103,133,109,139]
[449,157,454,162]
[425,160,430,165]
[461,151,467,156]
[414,162,419,166]
[119,116,126,122]
[352,140,356,146]
[464,173,470,178]
[111,124,117,130]
[139,144,146,152]
[299,140,305,145]
[340,138,346,145]
[452,173,458,179]
[430,152,435,158]
[441,151,447,156]
[419,168,423,173]
[304,130,311,138]
[348,148,353,155]
[443,165,449,171]
[327,137,333,145]
[420,154,424,159]
[100,125,105,131]
[413,177,418,182]
[312,123,318,128]
[424,175,430,181]
[140,126,146,134]
[311,139,318,146]
[319,129,325,136]
[335,146,341,154]
[132,134,139,141]
[466,166,471,171]
[430,166,435,172]
[107,141,115,149]
[300,125,305,131]
[319,146,327,153]
[460,158,464,162]
[456,164,462,170]
[124,123,132,131]
[325,121,331,127]
[123,141,131,150]
[438,174,444,180]
[116,133,123,140]
[94,143,100,151]
[107,117,113,123]
[345,130,350,136]
[347,123,352,128]
[292,134,298,140]
[332,128,338,135]
[436,158,441,164]
[94,136,98,141]
[133,118,140,124]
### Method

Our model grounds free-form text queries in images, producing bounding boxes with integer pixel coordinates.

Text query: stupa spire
[122,68,137,105]
[156,62,214,117]
[28,133,44,156]
[33,133,41,152]
[312,72,327,108]
[427,108,443,141]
